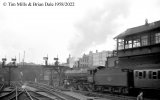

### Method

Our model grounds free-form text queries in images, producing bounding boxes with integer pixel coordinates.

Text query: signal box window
[155,32,160,43]
[141,35,148,46]
[125,40,132,49]
[133,39,140,48]
[118,39,124,50]
[150,34,155,44]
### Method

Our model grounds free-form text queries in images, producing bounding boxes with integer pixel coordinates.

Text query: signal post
[2,58,18,86]
[43,56,65,86]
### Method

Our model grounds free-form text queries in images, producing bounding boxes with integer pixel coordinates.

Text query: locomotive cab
[87,66,105,83]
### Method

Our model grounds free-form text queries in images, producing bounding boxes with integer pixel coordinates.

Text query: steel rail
[0,82,56,100]
[27,82,80,100]
[29,93,43,100]
[4,82,51,100]
[0,82,5,92]
[72,89,159,100]
[24,88,56,100]
[8,87,23,100]
[8,88,40,100]
[0,87,16,98]
[73,89,138,100]
[24,88,34,100]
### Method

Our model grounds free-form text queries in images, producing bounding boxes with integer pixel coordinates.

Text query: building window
[155,32,160,43]
[152,71,157,79]
[138,72,143,79]
[143,71,146,79]
[118,39,124,50]
[141,35,148,46]
[135,71,138,78]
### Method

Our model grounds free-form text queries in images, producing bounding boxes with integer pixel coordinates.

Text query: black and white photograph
[0,0,160,100]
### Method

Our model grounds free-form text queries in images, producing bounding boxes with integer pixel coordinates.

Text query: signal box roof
[114,20,160,39]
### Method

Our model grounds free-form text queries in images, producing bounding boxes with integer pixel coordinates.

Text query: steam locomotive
[64,64,160,95]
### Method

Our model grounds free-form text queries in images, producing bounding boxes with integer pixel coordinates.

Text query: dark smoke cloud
[68,0,130,57]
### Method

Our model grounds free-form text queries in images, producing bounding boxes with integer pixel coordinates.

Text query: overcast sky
[0,0,160,64]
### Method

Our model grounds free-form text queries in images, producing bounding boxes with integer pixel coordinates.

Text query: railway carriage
[134,68,160,89]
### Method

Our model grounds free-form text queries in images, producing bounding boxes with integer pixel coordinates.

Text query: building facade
[79,54,89,68]
[92,50,112,67]
[72,50,112,69]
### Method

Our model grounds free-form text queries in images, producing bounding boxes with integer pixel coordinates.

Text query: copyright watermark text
[2,1,75,7]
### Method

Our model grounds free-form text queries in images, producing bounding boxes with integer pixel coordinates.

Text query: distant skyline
[0,0,160,64]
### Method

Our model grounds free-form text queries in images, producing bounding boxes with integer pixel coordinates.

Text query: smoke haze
[68,0,130,57]
[1,0,160,63]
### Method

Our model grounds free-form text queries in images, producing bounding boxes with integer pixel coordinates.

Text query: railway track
[2,81,158,100]
[0,87,17,100]
[72,89,136,100]
[28,82,136,100]
[27,82,133,100]
[0,81,80,100]
[27,82,80,100]
[0,85,61,100]
[70,88,160,100]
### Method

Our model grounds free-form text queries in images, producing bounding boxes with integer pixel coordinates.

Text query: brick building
[73,50,112,69]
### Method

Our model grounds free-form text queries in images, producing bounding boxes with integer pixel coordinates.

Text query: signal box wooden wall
[114,20,160,69]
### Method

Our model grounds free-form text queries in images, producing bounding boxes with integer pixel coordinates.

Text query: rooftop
[115,20,160,39]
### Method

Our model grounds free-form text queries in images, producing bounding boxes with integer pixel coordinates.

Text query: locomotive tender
[64,20,160,94]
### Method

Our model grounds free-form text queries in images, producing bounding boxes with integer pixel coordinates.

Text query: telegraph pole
[2,58,18,86]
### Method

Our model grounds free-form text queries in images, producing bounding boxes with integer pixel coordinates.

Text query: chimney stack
[145,19,148,25]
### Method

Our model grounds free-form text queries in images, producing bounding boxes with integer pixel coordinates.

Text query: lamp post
[2,58,18,86]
